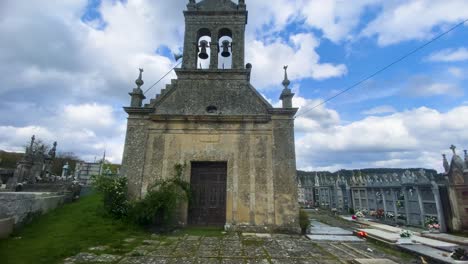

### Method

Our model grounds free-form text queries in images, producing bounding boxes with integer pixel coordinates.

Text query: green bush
[92,175,129,219]
[128,178,190,227]
[299,210,311,234]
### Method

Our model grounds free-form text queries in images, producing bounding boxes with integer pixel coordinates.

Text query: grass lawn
[0,193,147,264]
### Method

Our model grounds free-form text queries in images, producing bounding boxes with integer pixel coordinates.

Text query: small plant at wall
[400,230,412,238]
[128,164,190,227]
[396,200,404,208]
[299,210,311,235]
[92,175,129,219]
[451,248,468,261]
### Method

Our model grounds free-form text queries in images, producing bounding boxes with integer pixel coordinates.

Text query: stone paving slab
[352,259,398,264]
[359,229,400,243]
[398,244,460,264]
[310,220,354,235]
[421,232,468,246]
[306,234,363,242]
[360,222,402,234]
[412,236,458,251]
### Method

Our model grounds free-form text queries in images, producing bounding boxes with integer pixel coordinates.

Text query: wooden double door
[188,162,227,226]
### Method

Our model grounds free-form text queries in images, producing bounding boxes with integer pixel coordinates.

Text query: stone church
[121,0,299,233]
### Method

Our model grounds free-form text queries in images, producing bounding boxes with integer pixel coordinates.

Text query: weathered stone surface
[121,1,299,233]
[0,192,66,225]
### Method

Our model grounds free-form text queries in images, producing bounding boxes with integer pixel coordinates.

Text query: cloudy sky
[1,0,468,172]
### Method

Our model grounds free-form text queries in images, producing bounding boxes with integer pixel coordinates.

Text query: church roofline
[175,68,251,80]
[149,114,272,123]
[123,107,154,115]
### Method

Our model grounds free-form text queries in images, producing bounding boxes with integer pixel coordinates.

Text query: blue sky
[0,0,468,172]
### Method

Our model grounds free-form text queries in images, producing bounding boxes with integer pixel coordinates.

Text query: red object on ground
[352,215,357,220]
[357,231,368,238]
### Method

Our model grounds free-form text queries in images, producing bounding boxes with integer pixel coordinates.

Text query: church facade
[120,0,299,233]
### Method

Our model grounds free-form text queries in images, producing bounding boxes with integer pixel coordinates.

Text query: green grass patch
[368,239,415,261]
[177,227,225,237]
[0,193,148,264]
[242,239,264,247]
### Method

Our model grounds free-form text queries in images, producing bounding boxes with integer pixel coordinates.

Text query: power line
[295,18,468,118]
[143,61,182,95]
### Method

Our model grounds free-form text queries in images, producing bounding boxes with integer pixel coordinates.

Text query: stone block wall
[0,192,67,227]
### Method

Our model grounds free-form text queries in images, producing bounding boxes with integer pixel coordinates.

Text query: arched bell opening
[218,28,233,69]
[197,28,211,70]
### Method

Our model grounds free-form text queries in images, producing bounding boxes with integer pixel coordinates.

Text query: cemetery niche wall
[298,146,468,233]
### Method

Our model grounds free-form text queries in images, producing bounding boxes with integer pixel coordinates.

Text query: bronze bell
[221,40,231,57]
[198,40,209,60]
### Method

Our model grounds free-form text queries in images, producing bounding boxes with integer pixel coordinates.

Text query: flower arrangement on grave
[369,210,377,217]
[355,211,365,219]
[386,212,395,220]
[451,248,468,261]
[424,216,440,231]
[400,230,412,238]
[376,208,385,219]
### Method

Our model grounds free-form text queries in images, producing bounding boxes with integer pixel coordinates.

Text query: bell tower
[183,0,247,70]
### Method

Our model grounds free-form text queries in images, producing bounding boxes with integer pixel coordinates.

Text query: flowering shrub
[400,230,412,238]
[92,175,129,219]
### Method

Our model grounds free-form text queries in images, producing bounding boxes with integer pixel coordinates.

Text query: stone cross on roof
[450,145,457,155]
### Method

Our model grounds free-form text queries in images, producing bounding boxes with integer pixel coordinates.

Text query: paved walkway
[63,233,342,264]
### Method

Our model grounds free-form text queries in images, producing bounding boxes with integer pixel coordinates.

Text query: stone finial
[129,68,146,108]
[187,0,196,10]
[135,68,144,88]
[450,145,457,155]
[238,0,246,10]
[443,154,450,173]
[282,65,290,89]
[279,66,294,108]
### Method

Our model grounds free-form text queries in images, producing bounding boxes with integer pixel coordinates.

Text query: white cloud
[406,81,463,97]
[426,47,468,62]
[363,0,468,46]
[247,33,347,89]
[0,102,126,163]
[296,106,468,172]
[362,105,397,115]
[300,0,381,42]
